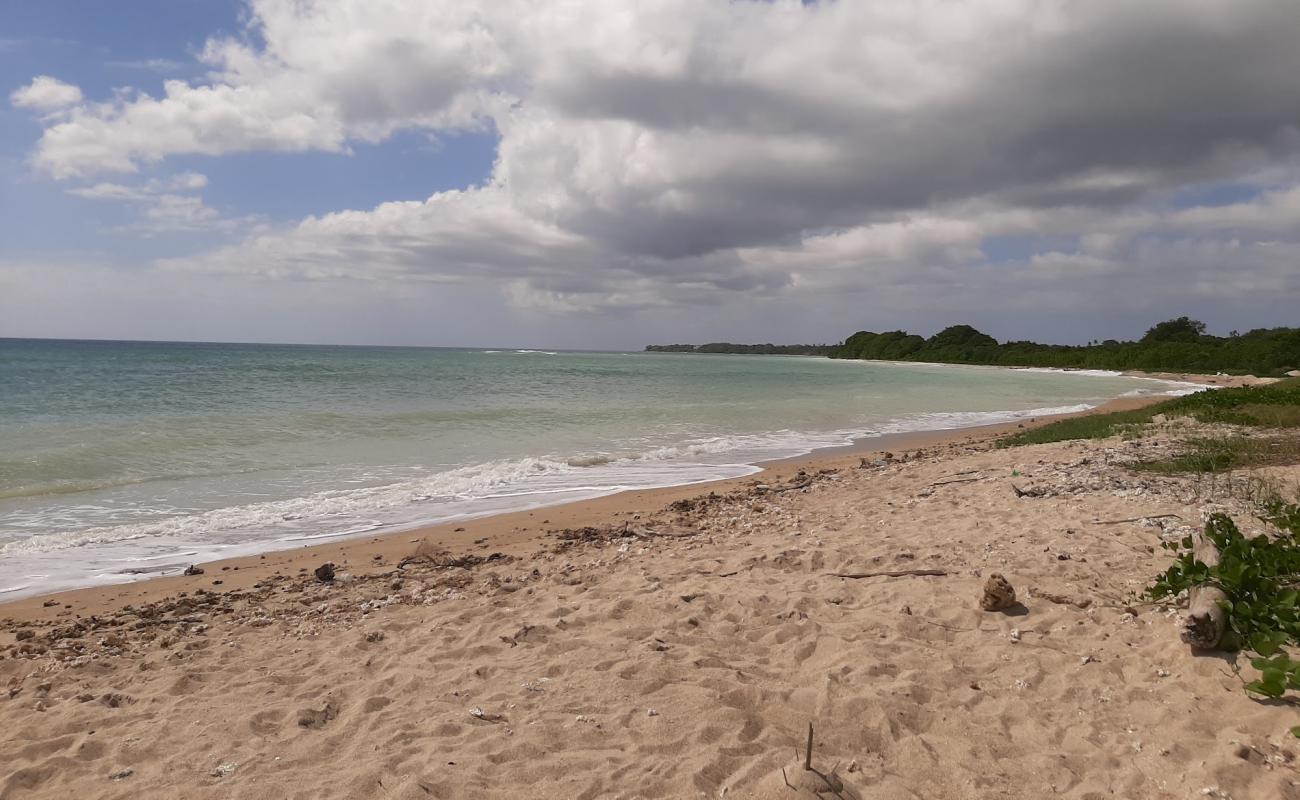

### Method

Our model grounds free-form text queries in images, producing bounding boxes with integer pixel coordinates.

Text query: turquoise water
[0,339,1194,597]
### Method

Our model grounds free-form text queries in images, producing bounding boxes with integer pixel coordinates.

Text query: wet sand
[0,394,1167,621]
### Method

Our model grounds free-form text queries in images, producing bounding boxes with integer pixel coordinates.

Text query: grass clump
[997,408,1154,446]
[1000,377,1300,448]
[1131,436,1300,474]
[1158,377,1300,425]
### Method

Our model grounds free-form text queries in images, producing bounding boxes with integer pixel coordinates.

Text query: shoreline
[1,357,1197,601]
[0,386,1182,620]
[0,368,1267,614]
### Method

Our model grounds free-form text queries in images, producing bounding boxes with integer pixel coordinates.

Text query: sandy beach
[3,382,1297,799]
[9,0,1300,795]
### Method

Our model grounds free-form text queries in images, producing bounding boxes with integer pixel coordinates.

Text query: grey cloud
[12,0,1300,342]
[528,3,1300,258]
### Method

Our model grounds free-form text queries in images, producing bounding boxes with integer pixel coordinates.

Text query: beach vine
[1147,502,1300,735]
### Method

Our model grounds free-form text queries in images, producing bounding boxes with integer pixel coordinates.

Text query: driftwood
[770,481,814,494]
[1181,531,1228,649]
[1091,514,1182,526]
[829,569,949,579]
[1010,483,1049,498]
[398,550,507,570]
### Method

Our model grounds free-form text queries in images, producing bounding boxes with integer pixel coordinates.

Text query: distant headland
[644,343,834,356]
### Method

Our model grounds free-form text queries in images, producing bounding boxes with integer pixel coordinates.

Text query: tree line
[828,317,1300,375]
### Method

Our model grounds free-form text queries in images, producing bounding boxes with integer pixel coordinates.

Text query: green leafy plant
[1147,504,1300,725]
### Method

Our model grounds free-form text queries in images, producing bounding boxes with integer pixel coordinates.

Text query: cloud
[10,75,83,112]
[105,58,189,73]
[1167,185,1300,234]
[13,0,1300,337]
[25,1,516,179]
[67,173,208,201]
[66,171,245,234]
[66,182,148,201]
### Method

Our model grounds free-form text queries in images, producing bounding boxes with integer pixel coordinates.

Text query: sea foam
[0,342,1201,598]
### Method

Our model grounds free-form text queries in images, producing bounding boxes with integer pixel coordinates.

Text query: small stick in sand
[630,526,696,539]
[805,722,814,771]
[928,477,981,488]
[829,569,949,579]
[1028,586,1092,609]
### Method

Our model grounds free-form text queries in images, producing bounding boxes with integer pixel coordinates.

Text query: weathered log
[1180,532,1228,649]
[769,481,813,493]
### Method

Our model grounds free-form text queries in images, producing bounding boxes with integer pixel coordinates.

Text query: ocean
[0,338,1197,598]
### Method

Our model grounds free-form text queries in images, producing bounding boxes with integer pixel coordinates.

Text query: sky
[2,0,1299,350]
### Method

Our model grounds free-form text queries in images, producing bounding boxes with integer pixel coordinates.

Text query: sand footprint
[249,708,286,736]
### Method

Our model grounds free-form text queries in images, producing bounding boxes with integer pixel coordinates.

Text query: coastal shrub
[1147,504,1300,735]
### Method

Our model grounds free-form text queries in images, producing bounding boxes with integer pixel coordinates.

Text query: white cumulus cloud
[10,75,83,112]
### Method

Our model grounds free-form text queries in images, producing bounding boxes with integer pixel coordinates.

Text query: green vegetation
[647,317,1300,370]
[645,343,833,355]
[1131,436,1300,474]
[999,378,1300,448]
[1147,504,1300,731]
[830,317,1300,375]
[997,406,1157,446]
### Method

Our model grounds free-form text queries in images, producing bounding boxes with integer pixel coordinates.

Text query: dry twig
[929,477,981,488]
[829,569,949,579]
